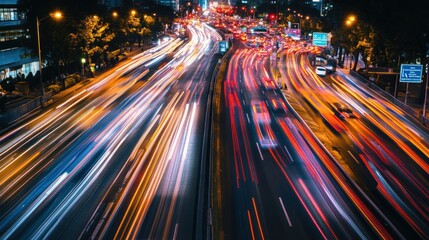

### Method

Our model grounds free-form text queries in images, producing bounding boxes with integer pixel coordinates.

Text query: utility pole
[394,55,400,98]
[423,62,428,117]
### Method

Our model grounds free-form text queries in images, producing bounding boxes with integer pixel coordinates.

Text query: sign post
[400,64,423,105]
[423,64,428,117]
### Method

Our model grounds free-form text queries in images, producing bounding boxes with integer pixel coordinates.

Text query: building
[159,0,179,11]
[0,0,38,82]
[103,0,123,8]
[303,0,333,16]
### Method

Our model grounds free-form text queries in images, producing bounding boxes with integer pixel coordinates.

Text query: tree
[70,16,115,65]
[18,0,107,77]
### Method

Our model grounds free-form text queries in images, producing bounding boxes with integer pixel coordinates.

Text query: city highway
[277,43,429,238]
[0,22,221,239]
[215,40,399,239]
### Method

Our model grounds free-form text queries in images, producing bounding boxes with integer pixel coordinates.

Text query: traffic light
[269,14,276,20]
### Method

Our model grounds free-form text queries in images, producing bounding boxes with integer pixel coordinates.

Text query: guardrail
[349,71,428,127]
[0,91,53,128]
[206,41,234,240]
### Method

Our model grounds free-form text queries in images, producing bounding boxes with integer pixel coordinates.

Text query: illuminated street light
[131,10,137,16]
[346,15,357,26]
[53,11,62,19]
[112,11,118,18]
[36,10,62,106]
[81,58,86,77]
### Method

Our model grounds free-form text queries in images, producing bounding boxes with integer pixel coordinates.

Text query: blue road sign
[312,32,328,47]
[400,64,423,83]
[219,41,227,54]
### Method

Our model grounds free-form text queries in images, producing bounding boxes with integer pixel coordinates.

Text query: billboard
[285,28,301,40]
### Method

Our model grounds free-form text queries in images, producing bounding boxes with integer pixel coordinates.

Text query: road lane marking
[173,223,179,240]
[247,210,256,240]
[262,90,265,94]
[242,100,246,106]
[279,197,293,227]
[241,88,243,93]
[284,146,294,162]
[256,143,264,160]
[252,197,265,240]
[348,150,360,164]
[246,113,251,123]
[274,90,277,95]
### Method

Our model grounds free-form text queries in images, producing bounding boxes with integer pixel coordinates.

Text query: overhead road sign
[400,64,423,83]
[219,41,228,54]
[312,32,328,47]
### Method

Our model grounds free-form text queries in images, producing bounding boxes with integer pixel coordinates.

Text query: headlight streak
[1,172,68,239]
[283,49,428,238]
[274,50,408,238]
[228,46,387,238]
[81,23,218,239]
[0,32,183,237]
[329,72,429,235]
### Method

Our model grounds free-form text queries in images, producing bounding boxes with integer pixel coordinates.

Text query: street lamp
[81,58,86,77]
[36,10,62,106]
[346,15,356,26]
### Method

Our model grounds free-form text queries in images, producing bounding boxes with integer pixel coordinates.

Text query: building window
[0,8,19,21]
[0,29,25,42]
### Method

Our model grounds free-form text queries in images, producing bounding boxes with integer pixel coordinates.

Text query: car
[255,121,277,148]
[270,98,287,113]
[331,102,355,119]
[262,78,276,89]
[315,66,327,76]
[326,58,337,72]
[251,100,271,123]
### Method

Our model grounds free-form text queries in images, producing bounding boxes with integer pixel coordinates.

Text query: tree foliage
[70,16,115,64]
[328,0,429,67]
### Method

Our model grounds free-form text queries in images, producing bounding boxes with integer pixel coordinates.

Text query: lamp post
[423,63,429,117]
[36,11,62,107]
[81,58,86,77]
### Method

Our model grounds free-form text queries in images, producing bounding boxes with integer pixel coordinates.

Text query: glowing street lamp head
[112,11,118,18]
[131,10,137,16]
[51,11,63,20]
[348,15,356,22]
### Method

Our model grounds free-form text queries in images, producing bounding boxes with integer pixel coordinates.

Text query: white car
[315,66,327,76]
